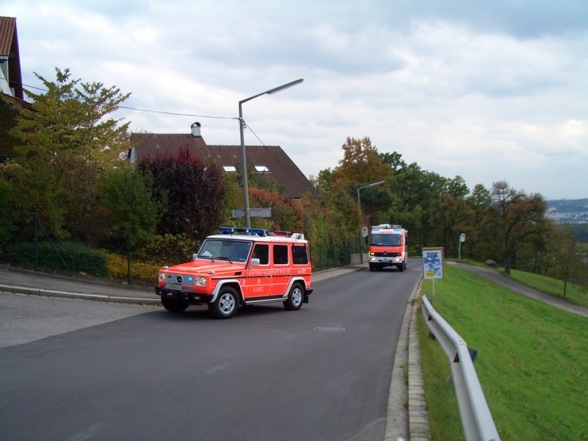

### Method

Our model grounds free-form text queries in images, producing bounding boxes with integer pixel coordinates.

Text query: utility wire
[116,105,235,120]
[15,81,269,144]
[17,82,236,121]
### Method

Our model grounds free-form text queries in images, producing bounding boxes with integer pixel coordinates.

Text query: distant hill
[546,199,588,224]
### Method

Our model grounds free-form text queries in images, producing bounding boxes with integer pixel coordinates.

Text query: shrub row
[2,241,108,276]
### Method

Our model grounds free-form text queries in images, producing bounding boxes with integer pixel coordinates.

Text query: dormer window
[223,166,236,172]
[255,165,270,173]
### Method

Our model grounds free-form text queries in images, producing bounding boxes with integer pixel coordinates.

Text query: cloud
[2,0,587,199]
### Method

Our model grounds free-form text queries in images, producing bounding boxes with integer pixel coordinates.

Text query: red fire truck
[368,224,408,272]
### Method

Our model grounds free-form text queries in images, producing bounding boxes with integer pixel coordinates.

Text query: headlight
[158,272,166,282]
[195,276,207,287]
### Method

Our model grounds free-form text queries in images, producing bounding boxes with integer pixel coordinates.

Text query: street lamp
[357,180,385,263]
[239,78,304,228]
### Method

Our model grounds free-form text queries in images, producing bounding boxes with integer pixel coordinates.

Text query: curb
[384,278,429,441]
[0,284,160,306]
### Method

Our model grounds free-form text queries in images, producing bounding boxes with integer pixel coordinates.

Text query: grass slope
[419,265,588,441]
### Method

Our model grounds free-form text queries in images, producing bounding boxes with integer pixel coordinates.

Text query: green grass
[508,269,588,309]
[419,266,588,441]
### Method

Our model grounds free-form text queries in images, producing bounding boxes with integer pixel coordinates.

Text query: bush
[104,252,159,283]
[2,241,108,276]
[143,233,200,265]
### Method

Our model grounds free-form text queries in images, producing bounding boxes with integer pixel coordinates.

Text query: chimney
[191,122,201,137]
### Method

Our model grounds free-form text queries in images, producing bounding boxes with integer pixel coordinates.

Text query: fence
[310,234,355,271]
[1,215,356,278]
[421,295,501,441]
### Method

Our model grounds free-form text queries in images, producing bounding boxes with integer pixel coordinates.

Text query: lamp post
[239,78,304,228]
[357,180,385,263]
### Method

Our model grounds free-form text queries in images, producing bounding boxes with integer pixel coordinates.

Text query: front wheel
[284,283,304,311]
[161,297,189,313]
[208,287,239,319]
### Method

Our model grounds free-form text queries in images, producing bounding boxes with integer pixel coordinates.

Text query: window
[371,234,402,246]
[273,244,289,265]
[292,245,309,265]
[223,165,236,172]
[198,239,251,262]
[255,165,270,173]
[251,244,269,265]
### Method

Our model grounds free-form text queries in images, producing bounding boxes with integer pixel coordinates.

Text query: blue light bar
[219,227,268,236]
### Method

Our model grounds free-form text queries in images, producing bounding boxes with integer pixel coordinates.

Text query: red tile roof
[131,133,317,199]
[0,17,16,55]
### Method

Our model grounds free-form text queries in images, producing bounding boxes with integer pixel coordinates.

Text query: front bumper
[369,256,404,264]
[155,287,212,305]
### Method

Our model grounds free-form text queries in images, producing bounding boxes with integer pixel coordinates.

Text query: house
[130,123,317,199]
[0,16,23,99]
[1,16,28,160]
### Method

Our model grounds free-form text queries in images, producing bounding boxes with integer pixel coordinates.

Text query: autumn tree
[248,187,300,232]
[334,137,394,186]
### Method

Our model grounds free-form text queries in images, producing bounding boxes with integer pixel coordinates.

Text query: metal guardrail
[421,295,501,441]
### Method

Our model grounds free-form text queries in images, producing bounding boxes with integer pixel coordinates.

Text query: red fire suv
[155,227,313,319]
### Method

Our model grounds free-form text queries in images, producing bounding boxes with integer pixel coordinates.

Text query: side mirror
[192,253,198,261]
[250,258,260,267]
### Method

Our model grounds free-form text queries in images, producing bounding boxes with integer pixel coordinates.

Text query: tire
[208,286,239,319]
[369,264,375,272]
[398,264,404,272]
[284,282,304,311]
[161,297,189,313]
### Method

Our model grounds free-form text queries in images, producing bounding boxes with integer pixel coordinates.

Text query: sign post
[422,247,444,297]
[458,233,466,260]
[232,208,271,219]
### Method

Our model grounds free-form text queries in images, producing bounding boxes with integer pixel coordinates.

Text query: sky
[3,0,588,200]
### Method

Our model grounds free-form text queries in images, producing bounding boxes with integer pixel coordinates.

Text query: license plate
[165,283,182,291]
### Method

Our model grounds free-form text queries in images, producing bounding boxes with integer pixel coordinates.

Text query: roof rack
[372,224,403,229]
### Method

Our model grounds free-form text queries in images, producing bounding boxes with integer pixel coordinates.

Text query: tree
[97,165,163,250]
[489,181,548,275]
[249,188,299,231]
[546,225,586,297]
[139,148,226,241]
[465,184,493,260]
[389,163,446,249]
[9,68,131,164]
[429,176,472,258]
[334,137,394,185]
[380,151,407,173]
[4,68,132,240]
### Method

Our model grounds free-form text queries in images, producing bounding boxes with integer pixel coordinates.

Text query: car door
[242,243,272,299]
[271,243,292,296]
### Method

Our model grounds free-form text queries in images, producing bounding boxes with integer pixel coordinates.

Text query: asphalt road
[0,266,421,441]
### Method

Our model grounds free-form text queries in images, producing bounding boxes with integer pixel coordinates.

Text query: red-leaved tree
[139,148,226,242]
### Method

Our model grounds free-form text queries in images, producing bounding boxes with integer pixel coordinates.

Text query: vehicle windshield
[371,233,401,246]
[198,239,252,262]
